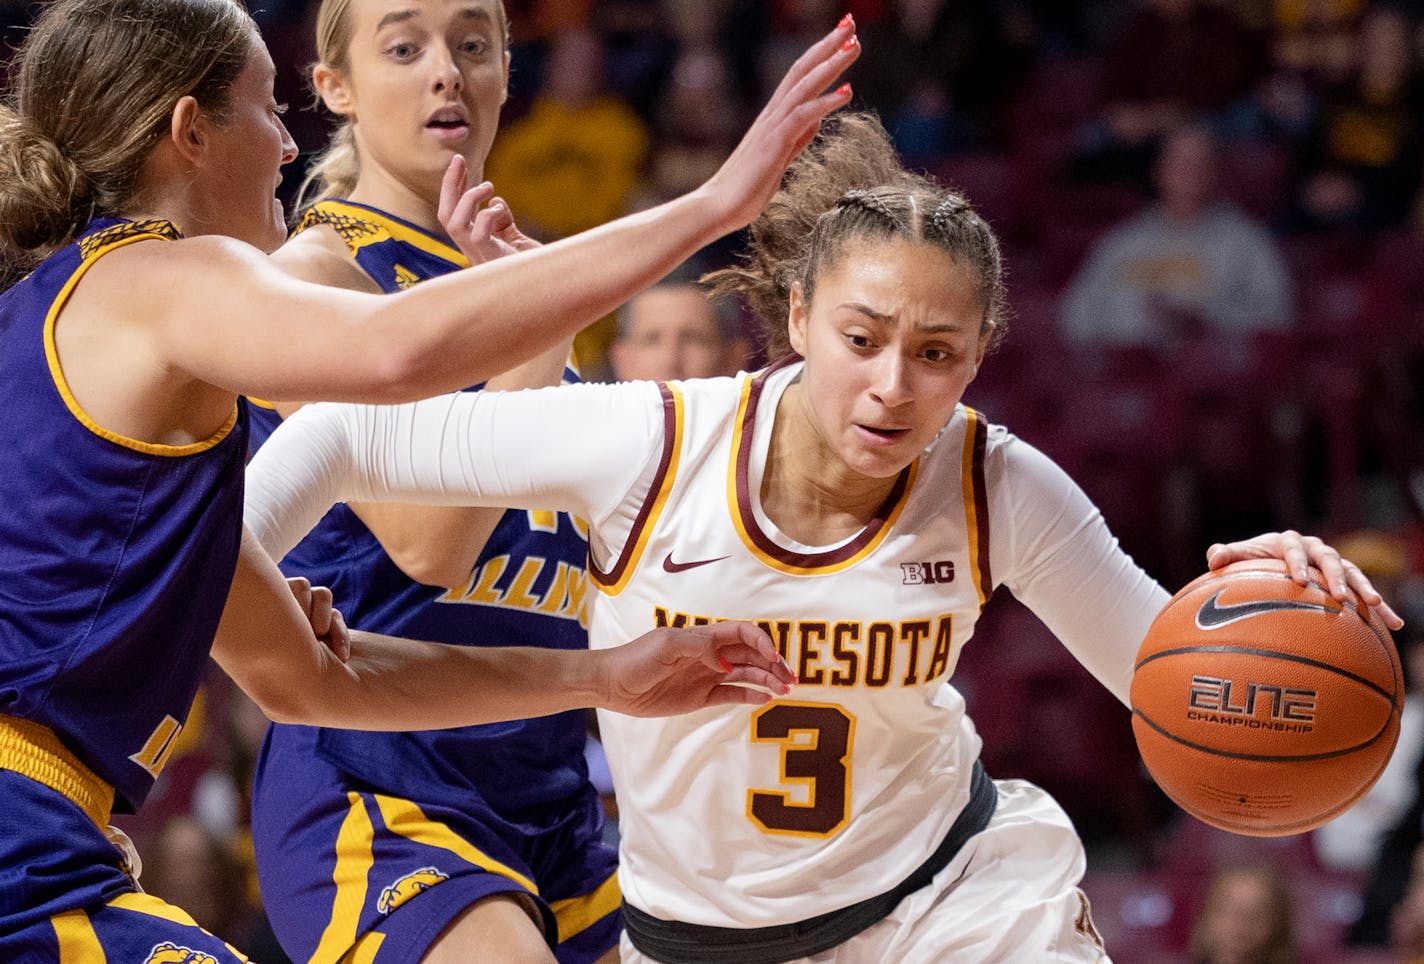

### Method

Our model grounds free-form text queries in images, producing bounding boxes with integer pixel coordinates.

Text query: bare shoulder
[74,233,273,318]
[271,226,380,293]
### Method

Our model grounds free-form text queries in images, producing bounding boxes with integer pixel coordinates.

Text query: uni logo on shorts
[378,866,450,914]
[146,943,218,964]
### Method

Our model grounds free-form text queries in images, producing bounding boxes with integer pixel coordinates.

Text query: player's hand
[438,155,540,263]
[1206,530,1403,629]
[697,14,859,234]
[287,576,352,661]
[599,621,797,716]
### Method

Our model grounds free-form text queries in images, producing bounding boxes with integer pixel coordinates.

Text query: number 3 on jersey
[747,702,856,837]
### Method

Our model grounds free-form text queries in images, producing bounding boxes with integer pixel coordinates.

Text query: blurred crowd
[6,0,1424,960]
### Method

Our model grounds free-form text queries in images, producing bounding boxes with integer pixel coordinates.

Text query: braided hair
[705,112,1006,361]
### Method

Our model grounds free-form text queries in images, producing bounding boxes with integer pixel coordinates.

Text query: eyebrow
[375,7,494,32]
[840,302,963,334]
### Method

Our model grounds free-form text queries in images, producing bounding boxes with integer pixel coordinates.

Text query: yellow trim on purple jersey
[42,227,239,456]
[298,200,470,268]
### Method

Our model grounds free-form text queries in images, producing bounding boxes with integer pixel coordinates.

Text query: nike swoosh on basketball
[662,552,730,574]
[1194,590,1332,630]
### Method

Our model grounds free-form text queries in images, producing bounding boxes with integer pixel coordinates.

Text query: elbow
[236,668,330,726]
[355,323,491,404]
[359,345,436,405]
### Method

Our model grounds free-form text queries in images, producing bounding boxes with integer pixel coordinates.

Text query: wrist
[553,646,615,712]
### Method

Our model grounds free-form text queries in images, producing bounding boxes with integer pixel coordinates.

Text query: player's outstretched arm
[212,530,792,730]
[147,20,860,407]
[1205,530,1403,629]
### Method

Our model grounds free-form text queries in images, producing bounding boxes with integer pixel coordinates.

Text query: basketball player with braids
[248,111,1402,962]
[246,1,629,961]
[0,0,855,956]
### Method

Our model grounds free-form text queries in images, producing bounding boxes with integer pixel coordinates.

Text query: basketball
[1130,558,1403,837]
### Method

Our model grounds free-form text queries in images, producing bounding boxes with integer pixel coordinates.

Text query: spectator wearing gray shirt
[1061,122,1293,352]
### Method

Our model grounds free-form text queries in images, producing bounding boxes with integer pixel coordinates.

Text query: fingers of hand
[472,200,512,239]
[771,15,857,104]
[287,576,312,612]
[707,621,795,683]
[437,155,469,224]
[484,198,515,234]
[719,665,791,695]
[446,182,496,233]
[326,609,351,662]
[706,682,776,707]
[308,584,335,637]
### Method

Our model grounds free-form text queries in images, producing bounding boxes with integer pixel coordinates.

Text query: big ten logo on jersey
[439,512,589,625]
[378,867,449,915]
[901,560,956,586]
[655,608,957,688]
[145,944,218,964]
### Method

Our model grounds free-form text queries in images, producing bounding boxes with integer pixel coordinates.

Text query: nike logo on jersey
[1194,590,1332,630]
[662,552,731,574]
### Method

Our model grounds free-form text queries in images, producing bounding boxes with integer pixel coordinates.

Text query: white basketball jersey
[588,362,1001,928]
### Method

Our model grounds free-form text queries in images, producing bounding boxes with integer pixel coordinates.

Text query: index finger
[437,155,468,227]
[703,621,796,685]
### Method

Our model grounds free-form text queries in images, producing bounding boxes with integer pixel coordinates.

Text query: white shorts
[620,778,1110,964]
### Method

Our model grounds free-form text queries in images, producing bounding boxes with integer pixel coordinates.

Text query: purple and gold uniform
[248,201,617,964]
[0,218,251,961]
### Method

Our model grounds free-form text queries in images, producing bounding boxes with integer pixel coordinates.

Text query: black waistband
[623,760,997,964]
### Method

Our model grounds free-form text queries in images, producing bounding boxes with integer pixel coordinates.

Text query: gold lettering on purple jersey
[129,715,183,779]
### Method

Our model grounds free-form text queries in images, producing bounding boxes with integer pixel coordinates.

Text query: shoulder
[77,233,271,307]
[970,414,1077,502]
[270,227,378,292]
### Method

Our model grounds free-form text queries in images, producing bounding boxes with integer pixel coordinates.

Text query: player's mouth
[855,423,910,445]
[425,106,470,141]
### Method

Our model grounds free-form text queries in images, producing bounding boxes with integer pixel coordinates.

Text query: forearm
[350,192,728,401]
[279,632,611,730]
[245,383,655,560]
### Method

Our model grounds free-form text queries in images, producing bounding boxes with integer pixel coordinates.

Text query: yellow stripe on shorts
[549,869,621,943]
[372,795,539,896]
[314,792,377,964]
[52,909,105,964]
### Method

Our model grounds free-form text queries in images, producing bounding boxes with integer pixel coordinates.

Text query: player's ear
[500,49,510,105]
[168,95,209,166]
[787,283,809,357]
[314,63,355,116]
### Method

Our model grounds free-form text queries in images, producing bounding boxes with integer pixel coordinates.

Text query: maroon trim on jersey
[588,382,680,588]
[970,414,992,595]
[733,363,912,570]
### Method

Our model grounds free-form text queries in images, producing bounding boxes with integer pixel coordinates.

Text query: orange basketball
[1130,558,1402,837]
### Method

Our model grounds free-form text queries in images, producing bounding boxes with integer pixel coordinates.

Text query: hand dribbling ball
[1130,559,1402,836]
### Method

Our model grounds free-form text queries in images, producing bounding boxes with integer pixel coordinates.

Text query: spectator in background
[1287,3,1423,234]
[1272,0,1367,85]
[609,265,750,382]
[1071,0,1267,183]
[485,26,650,241]
[1392,845,1424,962]
[1061,122,1293,352]
[853,0,1036,159]
[141,815,269,958]
[485,25,651,371]
[643,30,741,201]
[1189,864,1300,964]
